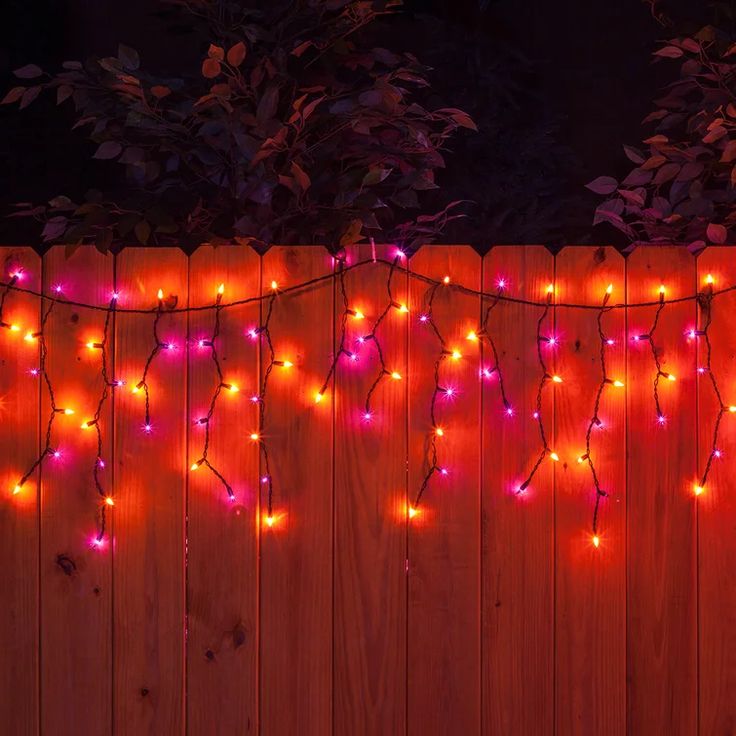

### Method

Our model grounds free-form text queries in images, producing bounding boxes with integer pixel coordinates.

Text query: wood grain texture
[259,247,334,735]
[554,247,626,734]
[626,246,697,735]
[407,245,480,735]
[40,246,114,735]
[0,247,40,735]
[333,245,407,735]
[481,246,554,735]
[113,249,187,735]
[187,246,259,735]
[696,248,736,734]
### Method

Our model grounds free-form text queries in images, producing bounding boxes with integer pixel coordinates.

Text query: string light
[189,282,236,501]
[518,282,559,494]
[577,282,622,541]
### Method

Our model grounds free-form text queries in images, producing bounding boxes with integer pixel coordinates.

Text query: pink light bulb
[143,423,153,433]
[714,449,723,459]
[533,411,540,419]
[261,475,269,484]
[606,338,615,346]
[505,406,514,417]
[497,277,507,290]
[29,368,39,377]
[657,414,666,426]
[362,411,374,422]
[419,314,429,323]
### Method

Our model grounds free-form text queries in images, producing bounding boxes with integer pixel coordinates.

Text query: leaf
[1,86,25,105]
[339,218,364,247]
[623,145,645,164]
[653,162,680,184]
[19,87,41,109]
[208,44,225,61]
[93,141,123,160]
[292,41,313,57]
[135,219,151,244]
[118,44,140,70]
[256,85,279,125]
[56,85,73,105]
[226,42,247,67]
[362,168,392,186]
[202,59,221,79]
[150,85,171,99]
[290,161,311,192]
[706,223,727,243]
[13,64,43,79]
[585,176,618,195]
[653,46,684,58]
[450,111,477,131]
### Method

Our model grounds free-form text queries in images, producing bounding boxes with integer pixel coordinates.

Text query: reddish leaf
[585,176,618,195]
[202,59,221,79]
[56,85,73,105]
[19,87,41,109]
[290,161,311,192]
[1,86,25,105]
[13,64,43,79]
[706,223,727,243]
[150,85,171,99]
[207,45,224,61]
[226,42,247,67]
[654,46,684,58]
[93,141,123,160]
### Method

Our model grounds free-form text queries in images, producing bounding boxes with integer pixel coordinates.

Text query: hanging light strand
[191,285,235,501]
[362,256,404,418]
[475,284,512,413]
[518,286,557,493]
[695,277,729,494]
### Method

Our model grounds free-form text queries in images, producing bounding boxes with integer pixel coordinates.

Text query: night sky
[0,0,710,249]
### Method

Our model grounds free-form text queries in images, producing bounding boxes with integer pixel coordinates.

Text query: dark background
[0,0,710,248]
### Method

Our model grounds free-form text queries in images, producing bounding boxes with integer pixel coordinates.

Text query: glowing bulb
[613,380,625,388]
[362,411,373,422]
[81,419,96,430]
[265,515,275,527]
[552,375,563,383]
[451,350,462,361]
[666,373,676,382]
[217,283,225,295]
[12,482,23,495]
[729,406,736,413]
[466,331,478,342]
[191,459,205,471]
[63,408,75,416]
[706,274,714,285]
[398,303,409,313]
[132,381,144,394]
[86,341,103,350]
[157,288,164,301]
[9,324,20,332]
[549,452,560,462]
[347,308,365,320]
[659,284,666,296]
[315,392,324,404]
[390,371,402,380]
[546,283,554,294]
[250,433,260,441]
[606,283,613,294]
[104,496,114,507]
[694,484,704,496]
[270,280,278,291]
[435,427,444,437]
[592,535,600,548]
[222,382,239,393]
[24,331,41,342]
[408,506,419,519]
[442,275,450,284]
[577,455,586,464]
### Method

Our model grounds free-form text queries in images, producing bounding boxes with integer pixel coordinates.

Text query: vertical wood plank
[114,248,187,735]
[40,246,114,735]
[0,248,40,734]
[259,246,333,735]
[407,245,480,735]
[187,246,259,734]
[554,246,626,734]
[334,244,407,734]
[481,246,554,735]
[626,246,696,735]
[696,247,736,734]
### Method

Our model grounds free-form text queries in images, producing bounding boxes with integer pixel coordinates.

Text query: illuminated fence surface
[0,243,734,735]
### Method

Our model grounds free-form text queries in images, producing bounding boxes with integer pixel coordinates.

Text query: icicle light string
[517,284,559,494]
[694,274,734,497]
[575,284,625,546]
[633,284,676,425]
[13,299,69,497]
[360,256,406,421]
[190,284,236,502]
[82,296,120,543]
[412,279,458,512]
[131,289,170,432]
[470,280,513,415]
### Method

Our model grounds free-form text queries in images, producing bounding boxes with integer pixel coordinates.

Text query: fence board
[259,246,334,735]
[187,246,259,735]
[114,249,187,735]
[626,246,697,735]
[333,244,408,735]
[39,247,114,735]
[407,245,481,735]
[481,246,554,734]
[554,246,626,734]
[696,247,736,734]
[0,247,40,735]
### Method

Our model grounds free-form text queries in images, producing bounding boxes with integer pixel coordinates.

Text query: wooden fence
[0,243,734,735]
